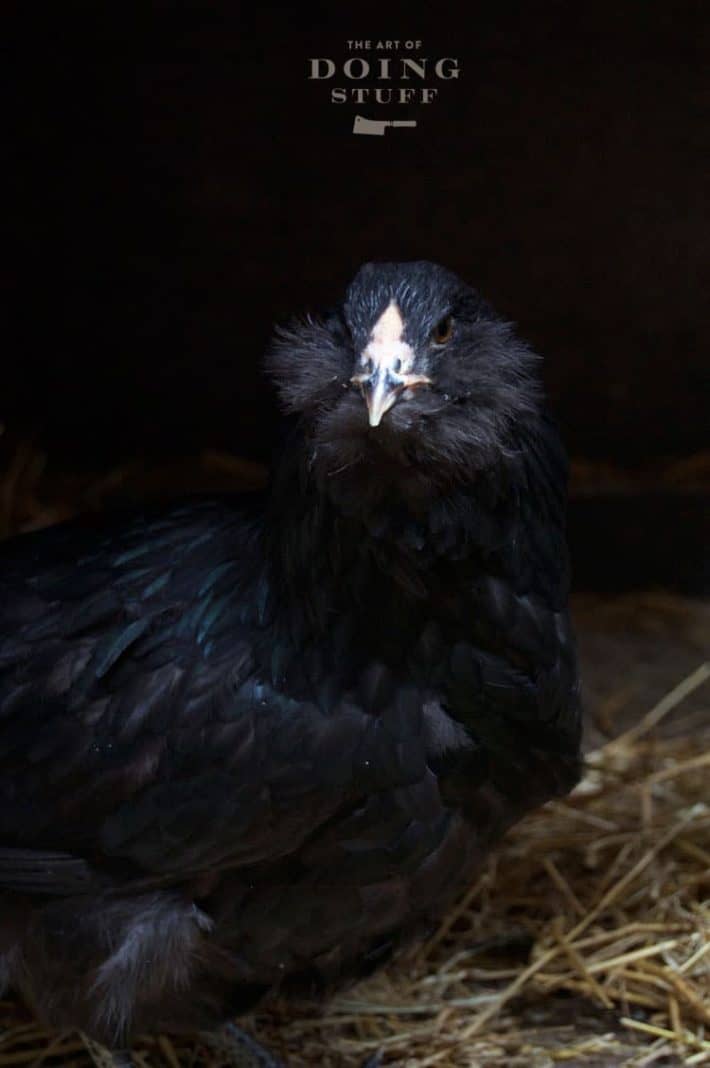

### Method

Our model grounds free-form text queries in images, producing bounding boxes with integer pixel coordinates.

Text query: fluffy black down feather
[0,261,581,1045]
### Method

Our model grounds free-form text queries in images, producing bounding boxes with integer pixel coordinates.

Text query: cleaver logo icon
[353,115,418,135]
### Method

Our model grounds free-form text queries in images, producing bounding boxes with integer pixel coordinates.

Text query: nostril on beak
[360,367,378,394]
[360,368,404,392]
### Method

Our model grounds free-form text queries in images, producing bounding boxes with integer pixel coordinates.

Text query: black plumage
[0,261,581,1049]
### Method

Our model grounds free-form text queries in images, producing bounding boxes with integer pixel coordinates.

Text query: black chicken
[0,261,581,1062]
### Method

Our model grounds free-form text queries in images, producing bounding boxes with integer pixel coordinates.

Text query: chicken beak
[350,365,431,427]
[361,367,404,428]
[351,365,433,428]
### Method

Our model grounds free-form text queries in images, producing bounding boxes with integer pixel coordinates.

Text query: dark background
[3,2,708,588]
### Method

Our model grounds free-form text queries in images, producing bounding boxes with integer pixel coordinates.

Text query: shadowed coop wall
[3,0,708,591]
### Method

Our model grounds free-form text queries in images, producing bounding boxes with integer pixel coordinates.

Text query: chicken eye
[431,316,454,345]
